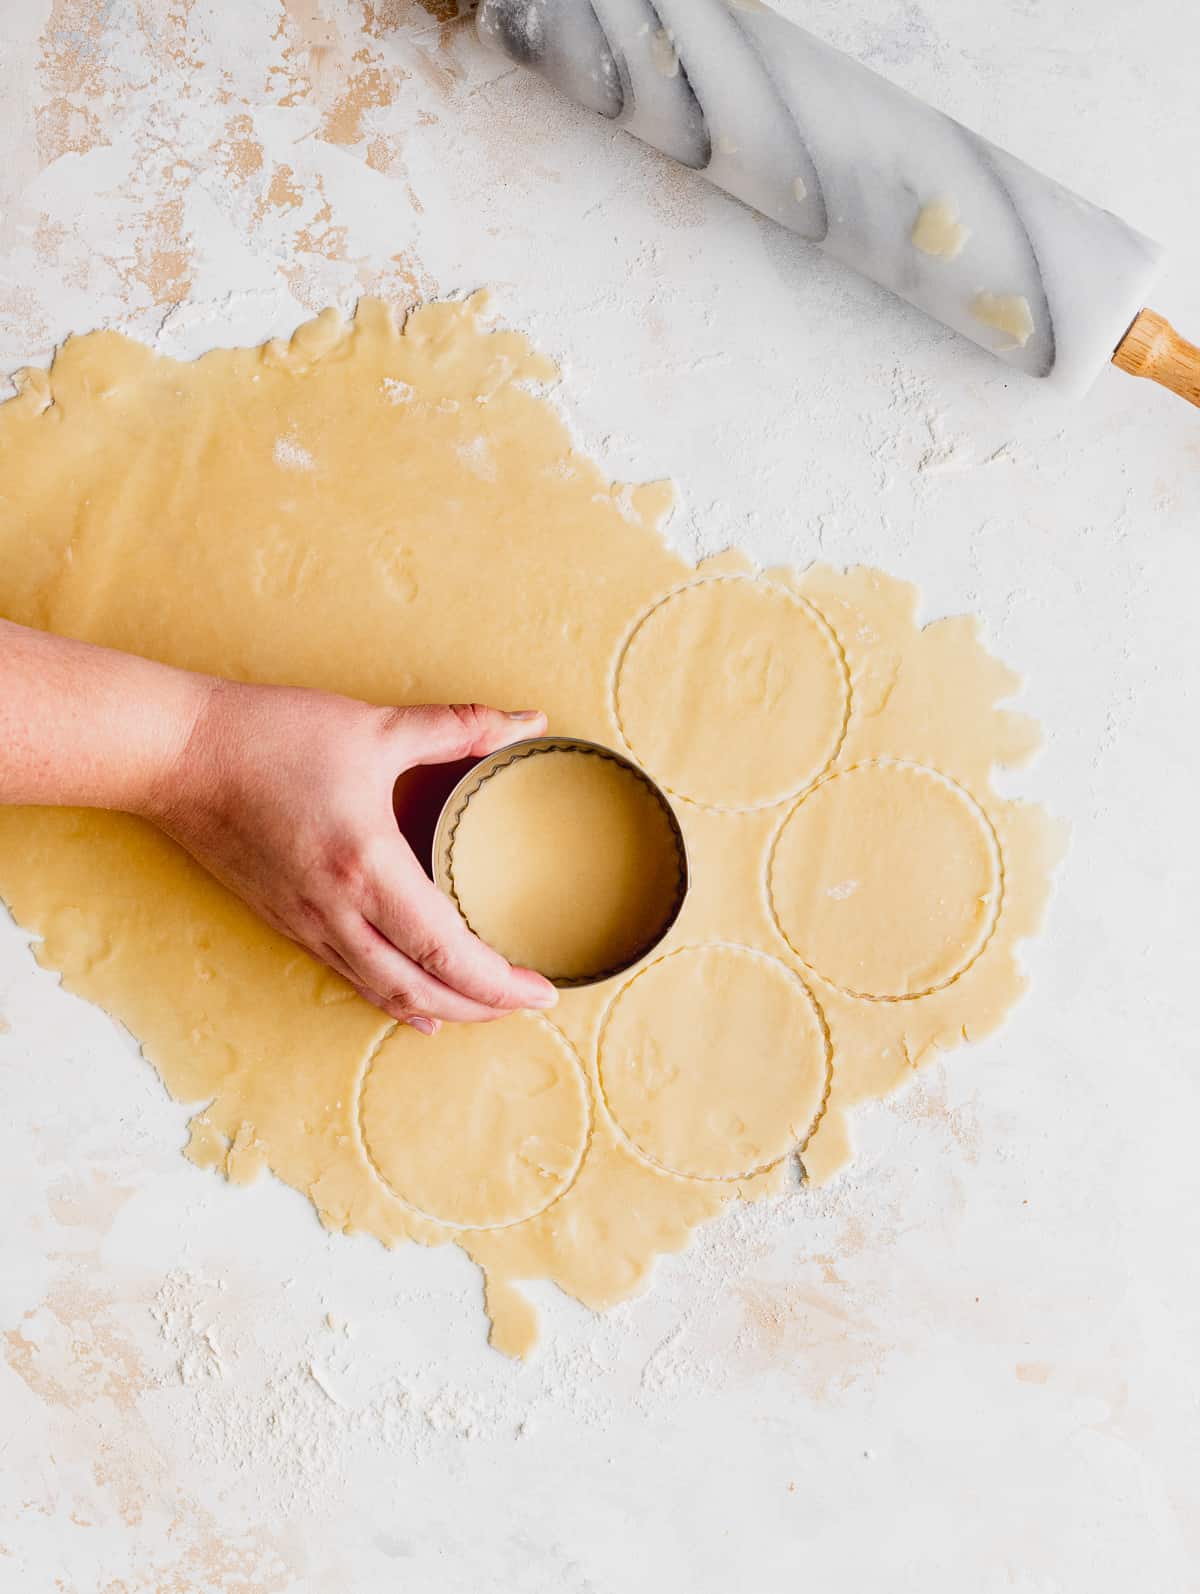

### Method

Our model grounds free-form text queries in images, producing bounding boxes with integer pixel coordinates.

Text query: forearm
[0,619,209,815]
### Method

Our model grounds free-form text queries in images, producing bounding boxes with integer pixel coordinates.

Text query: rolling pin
[475,0,1200,406]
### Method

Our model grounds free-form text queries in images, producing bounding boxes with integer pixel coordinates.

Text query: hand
[148,683,559,1034]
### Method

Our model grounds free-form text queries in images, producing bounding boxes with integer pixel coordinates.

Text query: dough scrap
[972,291,1036,348]
[912,200,971,260]
[0,294,1063,1355]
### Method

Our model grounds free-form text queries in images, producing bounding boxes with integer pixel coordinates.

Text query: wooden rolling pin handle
[1113,309,1200,408]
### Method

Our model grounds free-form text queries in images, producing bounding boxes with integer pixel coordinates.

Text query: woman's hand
[148,682,559,1034]
[0,622,548,1033]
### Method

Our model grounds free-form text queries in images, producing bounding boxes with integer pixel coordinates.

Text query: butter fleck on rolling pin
[474,0,1199,407]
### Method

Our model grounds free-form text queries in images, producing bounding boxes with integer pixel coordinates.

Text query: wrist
[132,666,223,825]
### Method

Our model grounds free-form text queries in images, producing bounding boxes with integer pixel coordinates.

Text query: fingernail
[506,710,543,721]
[528,982,559,1009]
[406,1016,438,1036]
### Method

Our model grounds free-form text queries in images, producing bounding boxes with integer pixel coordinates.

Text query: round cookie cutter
[432,735,690,989]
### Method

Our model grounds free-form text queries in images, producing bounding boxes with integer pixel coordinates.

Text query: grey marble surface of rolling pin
[476,0,1164,396]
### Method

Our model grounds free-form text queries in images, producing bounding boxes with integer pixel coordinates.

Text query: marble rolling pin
[476,0,1200,406]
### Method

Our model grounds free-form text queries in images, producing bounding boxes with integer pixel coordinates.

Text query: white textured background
[1,2,1198,1590]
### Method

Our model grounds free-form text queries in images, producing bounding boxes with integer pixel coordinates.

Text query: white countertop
[1,2,1198,1589]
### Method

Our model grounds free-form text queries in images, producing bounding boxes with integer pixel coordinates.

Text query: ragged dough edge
[186,1113,272,1187]
[769,563,1069,1184]
[2,287,559,423]
[0,297,1065,1352]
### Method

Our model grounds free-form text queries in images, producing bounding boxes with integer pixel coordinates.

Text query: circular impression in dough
[768,760,1003,1001]
[613,576,849,810]
[357,1013,590,1230]
[597,944,830,1181]
[443,741,687,987]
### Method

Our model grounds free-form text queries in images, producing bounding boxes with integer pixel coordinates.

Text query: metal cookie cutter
[433,735,690,988]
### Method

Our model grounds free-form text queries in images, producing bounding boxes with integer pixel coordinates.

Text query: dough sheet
[0,295,1062,1354]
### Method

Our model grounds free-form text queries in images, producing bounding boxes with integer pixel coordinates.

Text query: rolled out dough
[0,294,1062,1355]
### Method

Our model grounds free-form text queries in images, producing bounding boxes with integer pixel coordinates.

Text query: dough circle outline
[610,574,852,812]
[353,1013,592,1232]
[596,941,833,1183]
[767,758,1006,1003]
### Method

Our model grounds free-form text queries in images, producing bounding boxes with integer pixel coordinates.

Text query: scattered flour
[457,434,496,480]
[138,1173,847,1515]
[273,433,315,470]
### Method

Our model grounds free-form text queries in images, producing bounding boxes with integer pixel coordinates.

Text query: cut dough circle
[613,575,849,810]
[357,1013,590,1230]
[768,760,1003,1001]
[597,943,830,1180]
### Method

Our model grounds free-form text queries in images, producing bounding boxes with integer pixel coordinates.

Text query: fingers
[385,703,547,768]
[335,918,512,1026]
[318,940,361,988]
[371,848,559,1013]
[306,701,557,1028]
[318,940,440,1033]
[346,980,441,1038]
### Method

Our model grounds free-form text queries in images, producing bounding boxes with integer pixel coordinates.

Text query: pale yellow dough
[972,291,1036,348]
[614,575,849,810]
[911,200,971,261]
[769,761,1002,1000]
[448,748,681,982]
[598,944,830,1181]
[359,1013,590,1230]
[0,295,1063,1356]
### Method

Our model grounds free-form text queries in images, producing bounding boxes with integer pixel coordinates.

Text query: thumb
[388,703,547,768]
